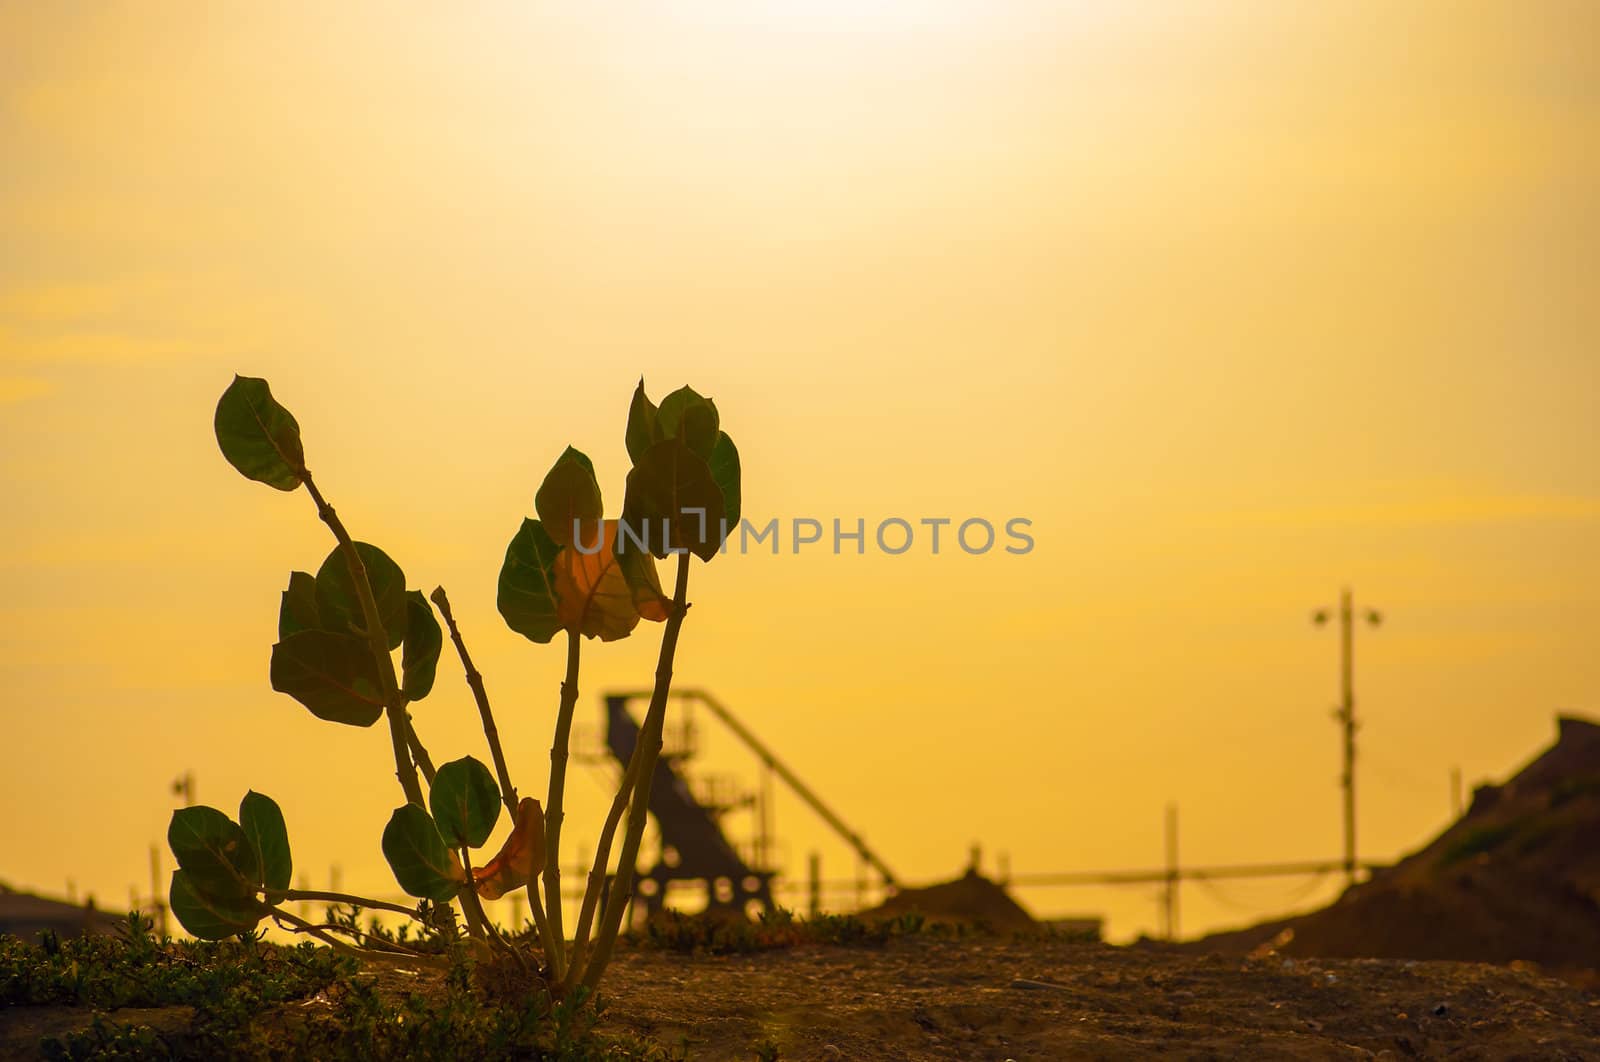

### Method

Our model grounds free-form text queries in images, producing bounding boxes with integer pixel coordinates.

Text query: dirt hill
[860,868,1040,933]
[1195,714,1600,985]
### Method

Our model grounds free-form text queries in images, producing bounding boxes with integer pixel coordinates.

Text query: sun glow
[665,0,981,30]
[1,0,1595,949]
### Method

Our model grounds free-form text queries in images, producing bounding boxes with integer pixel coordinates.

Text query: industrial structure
[588,689,898,923]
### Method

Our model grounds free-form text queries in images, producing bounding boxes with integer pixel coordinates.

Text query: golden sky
[2,1,1596,941]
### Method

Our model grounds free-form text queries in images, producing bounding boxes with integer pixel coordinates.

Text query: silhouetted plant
[167,375,740,1005]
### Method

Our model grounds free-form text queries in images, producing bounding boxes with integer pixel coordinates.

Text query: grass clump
[1,913,347,1012]
[3,914,681,1061]
[1439,822,1520,867]
[637,907,939,956]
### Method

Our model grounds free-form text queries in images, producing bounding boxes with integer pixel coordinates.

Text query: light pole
[1312,588,1382,887]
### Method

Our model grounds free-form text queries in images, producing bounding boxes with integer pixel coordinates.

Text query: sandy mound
[1195,714,1600,985]
[861,869,1038,933]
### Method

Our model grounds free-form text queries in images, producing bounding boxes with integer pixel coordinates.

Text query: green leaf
[170,869,263,940]
[400,590,442,700]
[708,431,741,535]
[621,437,726,562]
[213,375,306,491]
[314,542,409,651]
[624,379,662,465]
[278,571,320,639]
[429,756,501,849]
[382,804,464,901]
[656,386,720,460]
[535,447,604,547]
[270,630,386,727]
[497,518,563,644]
[168,806,259,900]
[239,791,292,893]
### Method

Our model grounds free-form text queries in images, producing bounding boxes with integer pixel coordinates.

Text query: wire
[1193,868,1333,912]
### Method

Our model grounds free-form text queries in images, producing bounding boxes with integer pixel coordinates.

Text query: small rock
[1010,978,1072,992]
[1432,1003,1449,1017]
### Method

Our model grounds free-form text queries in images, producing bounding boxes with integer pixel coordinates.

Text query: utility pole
[1162,804,1179,942]
[149,844,167,936]
[154,774,191,936]
[1312,588,1382,888]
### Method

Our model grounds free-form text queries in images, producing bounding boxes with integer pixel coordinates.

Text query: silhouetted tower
[1312,588,1382,886]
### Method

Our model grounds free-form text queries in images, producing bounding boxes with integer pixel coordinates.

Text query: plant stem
[579,552,692,994]
[267,907,366,957]
[404,713,437,784]
[289,920,427,957]
[303,471,424,808]
[265,889,419,918]
[539,631,582,983]
[456,879,490,943]
[459,849,520,963]
[526,872,554,965]
[431,586,518,814]
[562,748,643,996]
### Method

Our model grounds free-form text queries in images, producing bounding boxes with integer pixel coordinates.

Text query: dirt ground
[584,935,1600,1060]
[7,935,1600,1059]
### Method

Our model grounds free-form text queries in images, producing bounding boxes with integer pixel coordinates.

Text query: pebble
[1010,978,1072,992]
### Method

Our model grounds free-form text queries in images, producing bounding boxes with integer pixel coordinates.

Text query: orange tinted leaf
[554,520,642,641]
[474,798,545,901]
[617,545,671,623]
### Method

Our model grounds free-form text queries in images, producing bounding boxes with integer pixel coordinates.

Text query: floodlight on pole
[1312,587,1382,887]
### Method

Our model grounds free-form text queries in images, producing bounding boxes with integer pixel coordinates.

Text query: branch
[405,714,438,785]
[270,909,446,967]
[579,552,692,994]
[563,743,644,994]
[263,888,420,919]
[459,848,525,969]
[431,586,518,814]
[303,471,424,807]
[266,907,365,958]
[296,921,425,957]
[526,875,555,971]
[540,630,582,982]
